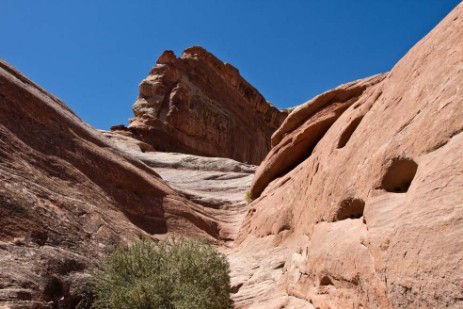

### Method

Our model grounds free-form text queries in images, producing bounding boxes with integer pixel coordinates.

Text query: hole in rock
[381,158,418,193]
[43,277,65,301]
[337,116,364,149]
[320,275,334,286]
[230,283,243,294]
[334,198,365,221]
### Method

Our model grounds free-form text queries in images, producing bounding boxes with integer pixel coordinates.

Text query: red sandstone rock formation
[233,3,463,308]
[0,60,231,308]
[249,73,386,200]
[125,46,288,165]
[1,3,462,308]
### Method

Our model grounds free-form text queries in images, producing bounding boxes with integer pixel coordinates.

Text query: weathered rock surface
[2,3,462,308]
[0,60,230,308]
[102,130,255,241]
[249,74,386,199]
[126,46,288,165]
[234,3,463,308]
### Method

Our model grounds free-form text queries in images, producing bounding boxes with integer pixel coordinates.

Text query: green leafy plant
[93,238,233,309]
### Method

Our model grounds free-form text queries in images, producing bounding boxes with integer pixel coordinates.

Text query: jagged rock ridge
[124,46,288,165]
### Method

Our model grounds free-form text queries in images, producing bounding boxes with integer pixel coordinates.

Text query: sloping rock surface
[233,3,463,308]
[249,73,386,199]
[126,46,288,165]
[102,130,255,241]
[0,60,227,308]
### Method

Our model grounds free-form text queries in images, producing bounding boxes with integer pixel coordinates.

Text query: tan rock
[249,74,386,199]
[234,3,463,308]
[127,46,288,165]
[102,130,256,241]
[1,2,462,308]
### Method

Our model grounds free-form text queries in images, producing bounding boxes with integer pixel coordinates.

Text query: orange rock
[128,46,288,165]
[249,74,386,200]
[234,3,463,307]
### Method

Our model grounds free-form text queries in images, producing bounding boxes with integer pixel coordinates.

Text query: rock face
[2,3,462,308]
[233,3,463,308]
[0,60,232,308]
[249,73,386,200]
[126,46,288,165]
[102,130,255,241]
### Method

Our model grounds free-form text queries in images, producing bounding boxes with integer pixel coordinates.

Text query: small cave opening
[320,275,334,286]
[334,198,365,221]
[230,282,243,294]
[43,277,65,302]
[337,116,364,149]
[381,158,418,193]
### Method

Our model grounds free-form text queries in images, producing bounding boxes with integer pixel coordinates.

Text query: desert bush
[245,190,252,204]
[93,238,233,309]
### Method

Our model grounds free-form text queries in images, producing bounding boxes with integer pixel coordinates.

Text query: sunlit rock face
[232,3,463,308]
[0,60,225,308]
[102,129,257,242]
[127,46,288,165]
[1,3,462,308]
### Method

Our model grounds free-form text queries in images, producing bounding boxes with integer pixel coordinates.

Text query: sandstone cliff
[233,3,463,308]
[124,46,288,165]
[1,3,462,308]
[0,59,242,308]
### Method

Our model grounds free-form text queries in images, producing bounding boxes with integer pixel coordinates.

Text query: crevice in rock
[43,277,65,302]
[337,116,364,149]
[426,128,463,153]
[277,224,291,233]
[250,110,346,200]
[320,275,334,286]
[334,198,365,221]
[230,283,243,294]
[380,158,418,193]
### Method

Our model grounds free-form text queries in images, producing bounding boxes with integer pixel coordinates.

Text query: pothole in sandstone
[319,275,334,286]
[380,158,418,193]
[334,198,365,221]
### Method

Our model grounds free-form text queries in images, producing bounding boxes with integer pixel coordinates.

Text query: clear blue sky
[1,1,459,129]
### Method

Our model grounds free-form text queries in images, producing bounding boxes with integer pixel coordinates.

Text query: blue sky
[1,1,460,129]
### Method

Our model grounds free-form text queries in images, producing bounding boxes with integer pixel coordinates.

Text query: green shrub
[93,238,233,309]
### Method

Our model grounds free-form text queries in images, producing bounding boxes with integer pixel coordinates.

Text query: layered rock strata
[125,46,288,165]
[233,3,463,308]
[1,3,462,308]
[102,130,255,241]
[0,60,231,308]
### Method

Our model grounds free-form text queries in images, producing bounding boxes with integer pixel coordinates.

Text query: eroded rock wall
[126,46,288,165]
[233,3,463,308]
[0,60,227,308]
